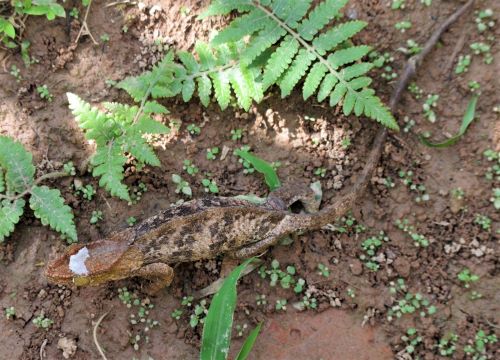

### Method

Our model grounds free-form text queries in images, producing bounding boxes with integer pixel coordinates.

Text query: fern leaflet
[203,0,398,130]
[0,136,35,194]
[0,199,25,243]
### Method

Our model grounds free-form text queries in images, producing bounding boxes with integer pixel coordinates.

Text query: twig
[75,0,98,45]
[39,338,48,360]
[93,312,109,360]
[444,30,467,79]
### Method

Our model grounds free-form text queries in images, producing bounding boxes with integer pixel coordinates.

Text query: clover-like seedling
[475,8,495,33]
[206,147,219,160]
[127,216,137,227]
[474,214,491,231]
[451,188,465,200]
[341,137,352,149]
[90,210,103,224]
[256,294,267,306]
[100,33,110,43]
[182,295,194,307]
[437,333,458,357]
[298,294,317,310]
[235,323,248,337]
[187,124,201,136]
[395,20,412,33]
[384,177,396,188]
[314,167,327,178]
[171,309,183,320]
[423,94,439,123]
[36,84,53,102]
[408,83,423,99]
[390,0,406,11]
[360,231,389,271]
[189,299,208,328]
[317,263,330,277]
[347,288,356,298]
[183,160,199,175]
[402,116,416,133]
[457,268,479,288]
[455,55,471,74]
[401,328,422,354]
[172,174,192,197]
[468,81,481,93]
[4,306,15,319]
[403,39,422,55]
[294,278,306,294]
[421,0,432,6]
[491,188,500,210]
[464,330,497,357]
[275,299,287,311]
[395,218,429,247]
[32,314,53,329]
[231,128,243,141]
[470,42,493,64]
[202,179,219,194]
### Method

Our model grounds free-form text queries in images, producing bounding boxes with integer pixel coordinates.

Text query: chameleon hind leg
[232,236,280,259]
[134,263,174,295]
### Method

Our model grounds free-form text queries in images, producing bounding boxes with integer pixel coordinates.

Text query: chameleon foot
[134,263,174,295]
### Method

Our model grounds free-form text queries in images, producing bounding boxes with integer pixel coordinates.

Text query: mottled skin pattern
[45,129,385,294]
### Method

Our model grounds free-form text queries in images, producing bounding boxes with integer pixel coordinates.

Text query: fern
[117,41,262,111]
[67,93,170,201]
[202,0,398,130]
[0,135,76,243]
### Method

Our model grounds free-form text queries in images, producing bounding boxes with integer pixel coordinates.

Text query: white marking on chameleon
[69,247,90,276]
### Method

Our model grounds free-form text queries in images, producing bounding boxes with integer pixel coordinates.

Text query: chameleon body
[45,129,386,294]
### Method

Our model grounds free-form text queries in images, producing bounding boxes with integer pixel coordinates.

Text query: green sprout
[475,9,495,33]
[190,300,208,328]
[201,178,219,193]
[470,42,493,64]
[275,299,287,311]
[395,218,429,247]
[183,159,199,175]
[36,85,53,102]
[317,263,330,277]
[314,167,327,178]
[437,333,458,357]
[231,128,243,141]
[395,20,412,33]
[10,65,21,82]
[171,309,183,320]
[474,214,491,231]
[4,306,15,319]
[455,55,471,74]
[423,94,439,123]
[90,210,103,224]
[457,268,479,288]
[187,124,201,135]
[464,330,497,358]
[401,328,422,354]
[172,174,192,197]
[33,314,53,329]
[256,294,267,306]
[390,0,406,10]
[206,147,219,160]
[408,82,423,99]
[360,231,389,271]
[127,216,137,227]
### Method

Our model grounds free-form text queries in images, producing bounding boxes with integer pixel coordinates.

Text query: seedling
[127,216,137,227]
[389,278,407,294]
[206,147,219,160]
[395,20,412,33]
[455,55,471,74]
[77,184,96,200]
[423,94,439,123]
[468,81,481,93]
[187,124,201,135]
[437,333,458,357]
[275,299,287,311]
[271,161,282,171]
[317,263,330,277]
[231,128,243,141]
[297,294,318,310]
[402,116,415,133]
[255,294,267,306]
[470,42,493,64]
[483,149,500,181]
[408,83,423,99]
[129,182,148,205]
[421,0,432,6]
[469,291,483,301]
[182,295,194,307]
[235,323,248,337]
[63,162,76,176]
[491,188,500,210]
[474,214,491,231]
[33,314,53,329]
[9,65,21,82]
[293,278,306,294]
[172,174,192,197]
[347,288,356,298]
[36,85,53,102]
[402,39,422,55]
[259,259,298,289]
[463,330,497,358]
[390,0,406,10]
[475,9,495,33]
[100,33,110,43]
[384,177,395,189]
[4,306,15,319]
[395,218,429,247]
[333,214,367,234]
[190,299,208,328]
[341,137,351,149]
[457,268,479,288]
[360,231,389,271]
[398,170,430,202]
[369,51,396,81]
[183,160,199,175]
[401,328,422,354]
[387,291,436,321]
[451,187,465,200]
[90,210,103,224]
[69,7,79,18]
[171,309,183,320]
[314,167,327,178]
[201,178,219,193]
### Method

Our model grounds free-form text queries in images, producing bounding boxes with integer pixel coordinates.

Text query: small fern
[0,136,77,243]
[67,93,170,201]
[117,42,263,112]
[201,0,398,130]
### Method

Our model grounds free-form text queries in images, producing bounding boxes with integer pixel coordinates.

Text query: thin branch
[75,0,98,45]
[0,170,69,201]
[93,312,109,360]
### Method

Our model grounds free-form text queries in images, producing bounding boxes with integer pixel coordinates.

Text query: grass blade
[235,322,263,360]
[234,150,281,190]
[200,258,256,360]
[420,95,478,148]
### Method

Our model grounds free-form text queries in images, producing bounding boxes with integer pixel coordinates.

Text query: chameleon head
[45,240,144,287]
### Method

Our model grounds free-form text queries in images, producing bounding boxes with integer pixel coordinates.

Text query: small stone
[57,337,77,359]
[349,260,363,275]
[393,258,411,277]
[37,289,47,300]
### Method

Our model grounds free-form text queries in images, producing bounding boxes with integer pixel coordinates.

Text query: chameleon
[45,128,386,294]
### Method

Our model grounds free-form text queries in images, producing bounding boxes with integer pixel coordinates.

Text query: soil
[0,0,498,359]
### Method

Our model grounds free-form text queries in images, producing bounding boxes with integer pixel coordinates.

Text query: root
[93,312,109,360]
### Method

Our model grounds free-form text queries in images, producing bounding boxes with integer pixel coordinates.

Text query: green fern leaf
[143,101,169,114]
[297,0,349,40]
[196,42,217,70]
[342,91,356,115]
[330,83,347,107]
[279,49,316,98]
[340,62,374,81]
[91,143,130,201]
[0,199,25,243]
[313,20,367,55]
[241,25,287,66]
[136,115,170,134]
[199,0,253,18]
[348,76,372,90]
[211,9,270,45]
[278,0,312,29]
[182,78,196,102]
[178,51,200,73]
[303,63,327,100]
[359,89,398,130]
[125,133,160,167]
[197,75,213,107]
[0,136,35,194]
[328,45,372,69]
[317,74,338,102]
[262,35,299,91]
[29,186,77,242]
[229,66,253,111]
[210,71,231,110]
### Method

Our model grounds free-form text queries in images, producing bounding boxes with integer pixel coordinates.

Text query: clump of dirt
[0,0,498,359]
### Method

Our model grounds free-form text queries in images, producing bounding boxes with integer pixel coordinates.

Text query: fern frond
[0,167,5,193]
[0,199,25,243]
[204,0,398,130]
[29,186,77,243]
[0,136,36,194]
[91,143,130,201]
[124,133,161,167]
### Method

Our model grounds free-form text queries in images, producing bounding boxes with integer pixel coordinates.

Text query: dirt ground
[0,0,498,359]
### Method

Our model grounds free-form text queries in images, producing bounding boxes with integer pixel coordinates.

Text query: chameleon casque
[45,128,386,294]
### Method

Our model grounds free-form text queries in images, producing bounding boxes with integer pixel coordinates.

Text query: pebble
[393,258,411,277]
[349,259,363,275]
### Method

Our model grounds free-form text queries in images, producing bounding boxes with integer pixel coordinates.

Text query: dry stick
[75,0,98,45]
[93,312,109,360]
[444,30,467,79]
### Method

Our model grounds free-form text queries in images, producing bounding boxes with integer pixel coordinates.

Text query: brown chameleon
[45,129,386,294]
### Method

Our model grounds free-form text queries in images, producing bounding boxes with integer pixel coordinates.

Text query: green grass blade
[234,150,281,191]
[235,323,263,360]
[200,258,256,360]
[420,95,478,148]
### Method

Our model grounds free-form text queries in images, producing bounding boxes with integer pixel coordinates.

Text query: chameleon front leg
[134,263,174,295]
